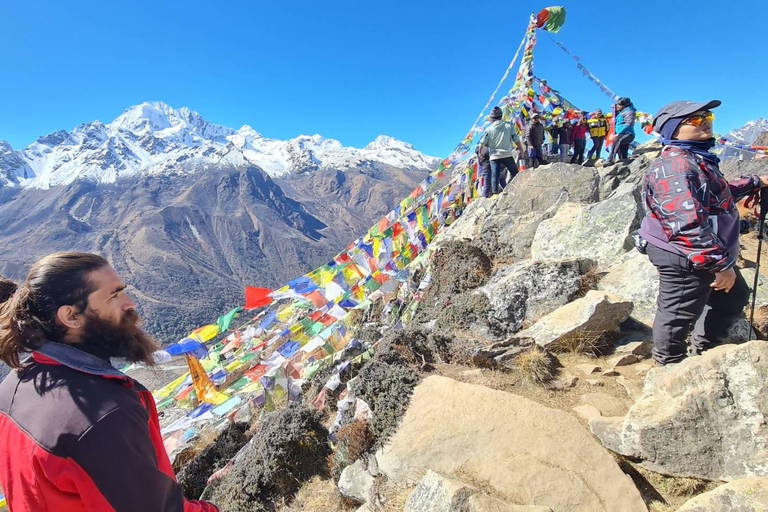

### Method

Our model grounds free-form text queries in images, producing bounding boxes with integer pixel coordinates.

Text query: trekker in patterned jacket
[638,100,768,365]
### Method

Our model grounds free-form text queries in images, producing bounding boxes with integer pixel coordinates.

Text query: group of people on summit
[476,97,637,197]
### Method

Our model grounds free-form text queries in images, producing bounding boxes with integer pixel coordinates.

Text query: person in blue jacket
[606,97,636,165]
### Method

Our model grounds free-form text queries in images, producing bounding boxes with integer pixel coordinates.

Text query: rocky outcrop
[531,183,642,269]
[595,142,661,199]
[511,290,633,352]
[477,258,596,338]
[676,477,768,511]
[375,375,647,512]
[590,341,768,481]
[404,470,553,512]
[443,163,600,261]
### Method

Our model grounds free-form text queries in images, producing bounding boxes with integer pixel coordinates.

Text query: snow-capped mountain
[726,118,768,145]
[0,102,439,189]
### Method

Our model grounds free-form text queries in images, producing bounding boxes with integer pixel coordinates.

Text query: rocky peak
[726,117,768,144]
[364,134,415,152]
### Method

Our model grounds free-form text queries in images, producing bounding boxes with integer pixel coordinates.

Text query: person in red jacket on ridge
[0,252,218,512]
[570,116,589,165]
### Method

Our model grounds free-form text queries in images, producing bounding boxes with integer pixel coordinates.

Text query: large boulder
[531,183,642,269]
[590,340,768,481]
[404,470,553,512]
[477,258,596,339]
[376,375,647,512]
[596,141,661,200]
[676,477,768,512]
[597,249,658,326]
[443,163,600,262]
[512,290,633,352]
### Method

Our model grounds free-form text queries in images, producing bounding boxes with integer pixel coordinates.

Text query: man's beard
[79,310,160,366]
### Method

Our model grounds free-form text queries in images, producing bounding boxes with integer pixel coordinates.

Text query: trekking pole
[749,187,768,336]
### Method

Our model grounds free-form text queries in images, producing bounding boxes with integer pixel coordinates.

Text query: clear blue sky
[1,0,765,157]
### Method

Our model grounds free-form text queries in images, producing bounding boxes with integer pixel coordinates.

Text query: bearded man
[0,252,218,511]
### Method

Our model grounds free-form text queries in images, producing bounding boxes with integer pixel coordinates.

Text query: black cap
[616,97,631,107]
[652,100,721,132]
[490,106,503,120]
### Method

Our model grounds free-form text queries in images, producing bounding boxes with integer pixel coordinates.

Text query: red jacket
[570,123,588,143]
[0,342,218,512]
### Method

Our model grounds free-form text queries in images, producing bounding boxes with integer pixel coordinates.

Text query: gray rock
[740,268,768,308]
[722,317,756,344]
[614,336,653,357]
[590,340,768,481]
[616,375,643,401]
[572,405,602,421]
[607,354,641,367]
[512,290,633,351]
[531,183,642,269]
[598,249,659,326]
[444,163,600,261]
[477,258,596,339]
[580,392,633,417]
[338,458,376,504]
[472,337,538,369]
[676,477,768,511]
[404,470,553,512]
[596,142,661,200]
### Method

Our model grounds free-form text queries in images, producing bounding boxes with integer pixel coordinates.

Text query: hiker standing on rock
[556,119,573,162]
[475,143,495,198]
[0,252,219,512]
[479,106,526,195]
[637,100,768,366]
[547,120,560,157]
[570,116,589,165]
[586,108,609,161]
[525,113,546,168]
[606,97,636,165]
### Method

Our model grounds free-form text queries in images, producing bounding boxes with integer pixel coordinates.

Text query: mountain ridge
[0,101,438,189]
[725,117,768,144]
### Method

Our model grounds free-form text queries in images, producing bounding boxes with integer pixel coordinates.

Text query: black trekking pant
[570,138,586,165]
[647,244,750,365]
[587,136,604,159]
[608,132,634,162]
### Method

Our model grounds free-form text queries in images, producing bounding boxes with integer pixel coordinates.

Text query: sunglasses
[682,111,715,126]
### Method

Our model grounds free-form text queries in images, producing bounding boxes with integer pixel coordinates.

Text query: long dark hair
[0,252,108,368]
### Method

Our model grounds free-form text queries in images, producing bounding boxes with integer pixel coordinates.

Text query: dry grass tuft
[277,475,355,512]
[377,479,417,511]
[654,475,708,498]
[648,502,675,512]
[513,346,558,383]
[549,330,621,355]
[329,420,374,480]
[575,267,603,298]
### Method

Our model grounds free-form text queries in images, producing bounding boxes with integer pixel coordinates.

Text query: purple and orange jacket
[0,342,218,512]
[639,145,761,272]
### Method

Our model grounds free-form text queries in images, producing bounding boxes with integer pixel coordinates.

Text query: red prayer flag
[245,286,273,309]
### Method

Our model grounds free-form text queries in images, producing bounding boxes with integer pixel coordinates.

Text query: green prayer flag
[536,6,566,33]
[216,307,242,332]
